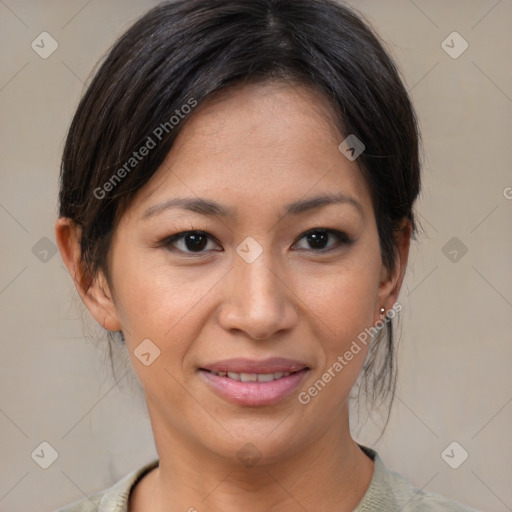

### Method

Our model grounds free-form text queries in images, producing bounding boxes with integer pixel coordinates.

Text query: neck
[130,407,374,512]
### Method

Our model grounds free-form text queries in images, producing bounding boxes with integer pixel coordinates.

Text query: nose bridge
[240,251,277,300]
[219,243,296,339]
[237,245,282,311]
[235,233,279,294]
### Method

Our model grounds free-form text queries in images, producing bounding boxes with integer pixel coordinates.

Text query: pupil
[186,233,207,251]
[308,230,328,249]
[182,231,330,252]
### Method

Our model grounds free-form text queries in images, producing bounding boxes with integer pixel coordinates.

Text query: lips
[206,370,292,382]
[199,357,308,374]
[198,358,310,406]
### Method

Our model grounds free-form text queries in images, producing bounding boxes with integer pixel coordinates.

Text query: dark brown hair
[59,0,421,420]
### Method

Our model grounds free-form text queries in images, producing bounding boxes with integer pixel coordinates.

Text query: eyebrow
[141,192,364,220]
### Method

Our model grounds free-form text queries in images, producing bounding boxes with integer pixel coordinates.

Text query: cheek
[310,258,381,342]
[297,274,378,410]
[300,251,382,399]
[110,262,204,398]
[110,252,221,354]
[308,277,373,379]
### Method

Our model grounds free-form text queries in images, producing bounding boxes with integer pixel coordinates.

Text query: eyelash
[159,228,353,256]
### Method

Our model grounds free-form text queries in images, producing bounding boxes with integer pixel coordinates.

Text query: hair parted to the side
[58,0,421,427]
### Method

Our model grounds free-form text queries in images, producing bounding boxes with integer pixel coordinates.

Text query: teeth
[240,372,257,382]
[211,371,292,381]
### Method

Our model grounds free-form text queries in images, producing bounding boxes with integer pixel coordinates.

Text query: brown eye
[163,231,220,254]
[294,229,352,252]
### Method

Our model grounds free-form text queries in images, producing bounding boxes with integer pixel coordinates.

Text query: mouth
[198,358,310,406]
[200,369,297,382]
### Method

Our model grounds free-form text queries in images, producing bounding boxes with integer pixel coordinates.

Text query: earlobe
[55,217,122,332]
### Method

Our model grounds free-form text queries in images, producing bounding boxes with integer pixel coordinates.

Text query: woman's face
[86,82,406,465]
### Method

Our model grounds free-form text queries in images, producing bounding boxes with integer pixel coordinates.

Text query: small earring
[379,307,385,316]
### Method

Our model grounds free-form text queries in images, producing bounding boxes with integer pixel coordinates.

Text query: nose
[217,250,298,341]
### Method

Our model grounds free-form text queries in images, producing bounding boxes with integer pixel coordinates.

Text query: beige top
[54,445,479,511]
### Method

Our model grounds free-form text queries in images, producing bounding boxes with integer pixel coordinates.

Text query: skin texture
[56,81,411,512]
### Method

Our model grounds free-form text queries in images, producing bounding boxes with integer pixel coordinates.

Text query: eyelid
[292,228,353,251]
[161,230,222,255]
[160,228,352,255]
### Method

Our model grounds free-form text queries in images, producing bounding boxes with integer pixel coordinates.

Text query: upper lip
[200,357,308,374]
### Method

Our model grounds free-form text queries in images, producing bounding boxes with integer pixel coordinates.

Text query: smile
[205,370,291,382]
[198,366,309,407]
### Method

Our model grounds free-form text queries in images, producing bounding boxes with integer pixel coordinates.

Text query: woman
[54,0,478,510]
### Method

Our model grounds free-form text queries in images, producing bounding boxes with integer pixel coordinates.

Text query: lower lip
[198,369,309,406]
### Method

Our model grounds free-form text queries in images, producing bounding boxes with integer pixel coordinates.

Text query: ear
[375,218,412,320]
[55,217,122,332]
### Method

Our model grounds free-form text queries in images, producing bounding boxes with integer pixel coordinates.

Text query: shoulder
[53,459,159,512]
[355,445,480,512]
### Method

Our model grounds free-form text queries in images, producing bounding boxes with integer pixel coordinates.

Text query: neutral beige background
[0,1,511,511]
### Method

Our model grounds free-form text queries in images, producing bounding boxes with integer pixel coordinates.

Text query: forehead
[126,81,373,222]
